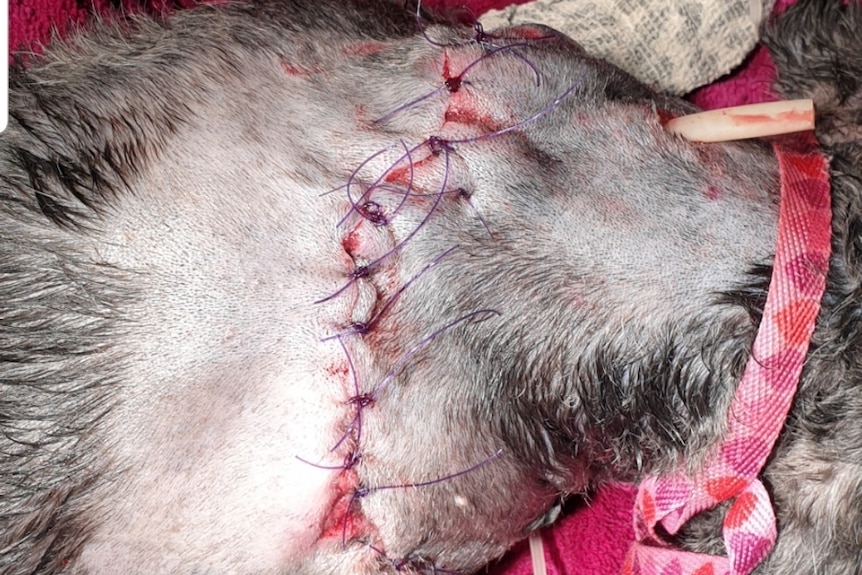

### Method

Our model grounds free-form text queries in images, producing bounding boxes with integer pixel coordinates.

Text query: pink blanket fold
[7,1,788,573]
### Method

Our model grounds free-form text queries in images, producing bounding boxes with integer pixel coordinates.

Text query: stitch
[314,313,506,552]
[322,246,459,342]
[331,334,367,459]
[352,75,583,263]
[296,336,365,472]
[303,307,505,549]
[313,264,370,304]
[441,42,544,89]
[316,140,450,306]
[358,201,389,226]
[342,450,504,561]
[373,38,544,127]
[335,144,402,229]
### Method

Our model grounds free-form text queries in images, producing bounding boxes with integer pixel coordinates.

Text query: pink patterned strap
[625,133,832,575]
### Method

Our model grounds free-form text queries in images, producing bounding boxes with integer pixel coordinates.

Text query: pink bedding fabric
[7,1,790,573]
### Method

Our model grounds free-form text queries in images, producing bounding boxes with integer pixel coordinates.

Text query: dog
[1,0,860,573]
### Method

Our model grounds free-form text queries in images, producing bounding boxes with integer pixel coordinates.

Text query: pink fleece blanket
[7,1,792,573]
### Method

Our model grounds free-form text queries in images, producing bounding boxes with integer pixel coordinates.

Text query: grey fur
[0,0,859,574]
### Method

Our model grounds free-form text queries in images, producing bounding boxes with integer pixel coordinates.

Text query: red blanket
[7,1,790,573]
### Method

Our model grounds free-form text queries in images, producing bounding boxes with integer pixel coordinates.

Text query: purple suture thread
[293,455,352,472]
[413,562,463,575]
[380,186,492,238]
[358,200,388,226]
[336,138,424,229]
[341,489,363,549]
[316,141,451,306]
[455,187,494,239]
[320,75,579,303]
[346,144,449,275]
[453,41,543,87]
[389,140,417,218]
[354,448,504,496]
[351,265,371,279]
[370,308,501,401]
[371,547,464,575]
[340,75,581,243]
[372,86,448,126]
[335,144,400,228]
[310,247,465,465]
[294,335,364,471]
[470,18,496,46]
[354,244,457,332]
[321,245,459,342]
[452,4,556,49]
[414,1,454,49]
[349,448,505,564]
[326,395,371,462]
[330,313,505,549]
[294,449,360,472]
[465,12,560,80]
[509,50,544,86]
[313,265,370,305]
[427,135,453,156]
[353,78,583,245]
[329,335,369,458]
[373,41,542,126]
[448,77,584,146]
